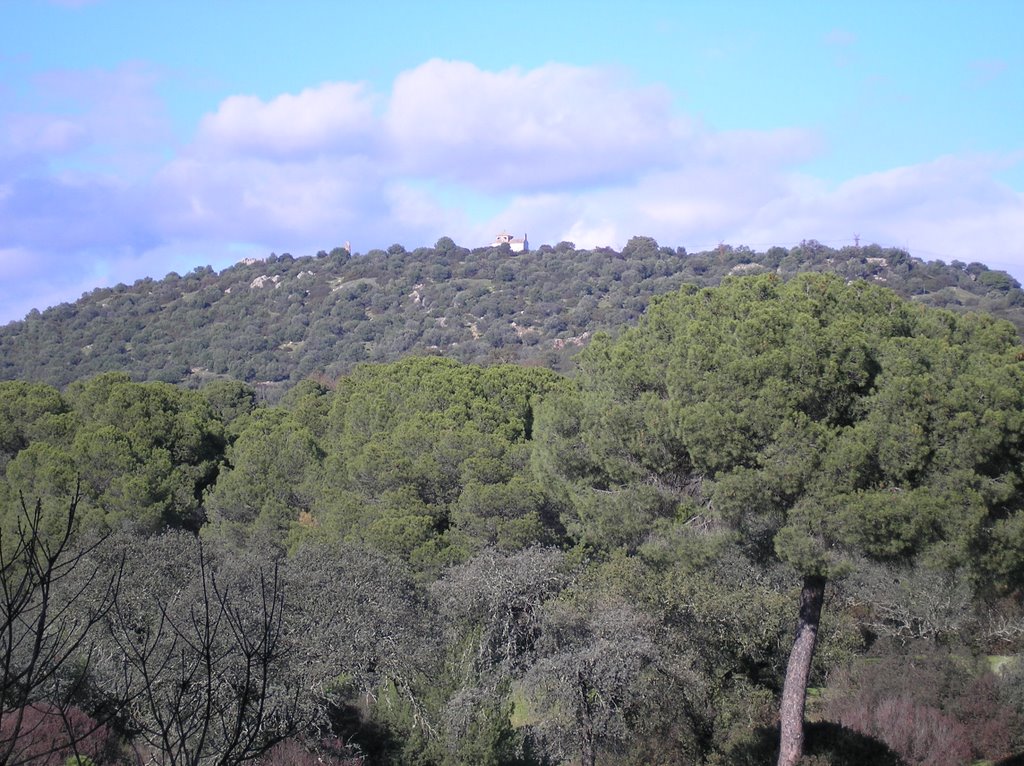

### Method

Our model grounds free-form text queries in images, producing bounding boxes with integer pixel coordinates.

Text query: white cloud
[724,155,1024,260]
[1,58,1023,324]
[0,247,40,280]
[463,125,816,250]
[468,151,1024,272]
[0,252,121,327]
[385,183,469,241]
[154,154,382,238]
[196,82,378,158]
[824,29,857,48]
[3,116,88,155]
[31,64,168,147]
[385,59,683,191]
[0,63,170,189]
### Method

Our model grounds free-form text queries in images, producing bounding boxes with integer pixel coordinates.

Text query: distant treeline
[1,237,1021,391]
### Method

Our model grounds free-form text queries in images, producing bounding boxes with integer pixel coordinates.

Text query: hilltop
[1,236,1021,391]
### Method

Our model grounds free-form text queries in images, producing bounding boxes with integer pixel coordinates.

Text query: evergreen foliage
[2,270,1024,764]
[1,239,1021,390]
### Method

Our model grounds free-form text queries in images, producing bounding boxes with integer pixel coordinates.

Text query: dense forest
[2,264,1024,765]
[1,237,1022,393]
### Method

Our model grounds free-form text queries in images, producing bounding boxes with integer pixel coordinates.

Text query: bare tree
[281,542,441,739]
[430,547,571,762]
[100,534,298,766]
[521,598,662,766]
[0,486,122,765]
[431,547,571,681]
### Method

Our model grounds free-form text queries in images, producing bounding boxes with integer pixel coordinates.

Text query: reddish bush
[0,703,118,765]
[259,737,364,766]
[835,695,971,766]
[823,650,1024,764]
[953,673,1021,761]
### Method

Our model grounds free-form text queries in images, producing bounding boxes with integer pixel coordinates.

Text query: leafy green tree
[5,238,1024,386]
[620,235,659,260]
[0,382,70,472]
[434,237,457,256]
[198,380,257,440]
[278,378,333,440]
[63,374,226,532]
[451,476,561,550]
[534,274,1024,765]
[203,408,324,545]
[316,358,562,571]
[2,444,81,534]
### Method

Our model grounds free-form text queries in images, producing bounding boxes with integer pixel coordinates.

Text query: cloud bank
[1,59,1022,322]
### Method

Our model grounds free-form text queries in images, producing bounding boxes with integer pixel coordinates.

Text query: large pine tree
[534,273,1024,764]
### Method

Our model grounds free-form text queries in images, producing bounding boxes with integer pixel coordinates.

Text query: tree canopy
[538,273,1024,577]
[3,273,1024,765]
[534,273,1024,763]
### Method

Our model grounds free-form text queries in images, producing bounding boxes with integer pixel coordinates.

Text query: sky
[1,0,1022,324]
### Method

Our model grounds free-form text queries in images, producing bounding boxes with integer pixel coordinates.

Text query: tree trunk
[579,673,596,766]
[777,574,826,766]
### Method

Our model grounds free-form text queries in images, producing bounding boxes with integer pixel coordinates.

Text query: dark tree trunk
[581,736,596,766]
[579,673,596,766]
[777,574,826,766]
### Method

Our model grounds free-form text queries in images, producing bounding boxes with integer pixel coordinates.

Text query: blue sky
[1,0,1022,323]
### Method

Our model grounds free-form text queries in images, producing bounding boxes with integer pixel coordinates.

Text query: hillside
[1,236,1021,391]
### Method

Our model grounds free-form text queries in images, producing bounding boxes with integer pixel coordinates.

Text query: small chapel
[491,231,529,253]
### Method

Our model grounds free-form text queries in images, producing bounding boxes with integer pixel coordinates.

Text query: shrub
[836,695,971,766]
[823,649,1023,764]
[711,721,904,766]
[258,737,364,766]
[0,703,119,766]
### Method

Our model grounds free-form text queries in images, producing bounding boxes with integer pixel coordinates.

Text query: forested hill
[2,236,1022,390]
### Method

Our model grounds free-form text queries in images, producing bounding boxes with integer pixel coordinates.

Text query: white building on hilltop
[491,231,529,253]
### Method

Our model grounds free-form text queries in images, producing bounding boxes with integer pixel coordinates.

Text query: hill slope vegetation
[1,237,1022,390]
